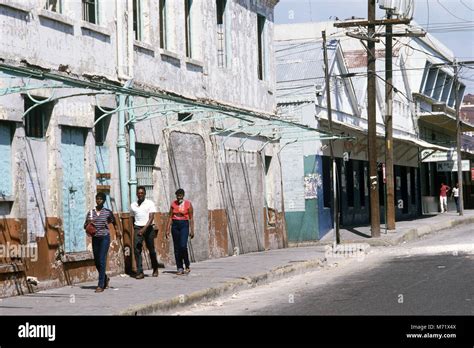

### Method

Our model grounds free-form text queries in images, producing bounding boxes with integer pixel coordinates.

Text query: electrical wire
[393,38,451,62]
[460,0,474,11]
[436,0,473,22]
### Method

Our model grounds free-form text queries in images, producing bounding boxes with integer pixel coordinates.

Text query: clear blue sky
[274,0,474,94]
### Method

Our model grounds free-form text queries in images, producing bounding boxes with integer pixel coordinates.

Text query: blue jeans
[92,234,110,288]
[171,220,190,271]
[134,225,159,274]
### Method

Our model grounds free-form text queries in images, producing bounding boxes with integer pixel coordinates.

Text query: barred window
[136,143,158,194]
[133,0,142,41]
[82,0,98,24]
[159,0,167,49]
[257,14,266,80]
[185,0,193,58]
[216,0,227,68]
[24,98,50,139]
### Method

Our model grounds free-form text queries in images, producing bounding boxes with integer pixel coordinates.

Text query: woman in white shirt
[452,183,459,213]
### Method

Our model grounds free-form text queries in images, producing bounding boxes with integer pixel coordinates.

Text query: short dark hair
[175,188,185,196]
[96,192,107,201]
[137,186,146,193]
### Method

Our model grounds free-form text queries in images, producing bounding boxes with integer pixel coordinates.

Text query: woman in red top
[166,188,194,275]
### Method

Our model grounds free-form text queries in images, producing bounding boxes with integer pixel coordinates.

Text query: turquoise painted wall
[285,156,319,242]
[0,122,12,196]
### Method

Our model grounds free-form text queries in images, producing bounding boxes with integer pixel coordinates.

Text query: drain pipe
[117,93,129,212]
[117,80,134,211]
[128,96,137,199]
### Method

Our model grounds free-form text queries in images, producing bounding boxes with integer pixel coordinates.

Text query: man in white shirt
[131,186,159,279]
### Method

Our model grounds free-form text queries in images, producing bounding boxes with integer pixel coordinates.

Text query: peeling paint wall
[0,0,276,112]
[0,0,283,297]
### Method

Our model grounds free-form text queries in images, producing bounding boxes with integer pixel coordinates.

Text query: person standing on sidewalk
[452,183,460,213]
[439,182,451,213]
[131,186,159,279]
[84,192,118,293]
[166,188,194,275]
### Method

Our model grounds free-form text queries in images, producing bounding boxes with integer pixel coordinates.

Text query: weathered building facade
[275,21,471,242]
[0,0,285,297]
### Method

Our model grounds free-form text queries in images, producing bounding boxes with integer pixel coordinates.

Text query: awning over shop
[418,113,474,133]
[318,116,452,151]
[394,135,450,151]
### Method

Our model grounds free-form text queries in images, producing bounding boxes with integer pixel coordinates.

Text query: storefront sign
[436,160,470,172]
[421,149,457,162]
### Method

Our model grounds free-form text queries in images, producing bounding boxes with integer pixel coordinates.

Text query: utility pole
[334,2,421,237]
[322,30,340,244]
[432,59,474,214]
[385,14,395,230]
[454,60,464,215]
[367,0,381,237]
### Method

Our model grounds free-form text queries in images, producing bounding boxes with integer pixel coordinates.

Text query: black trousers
[134,225,159,274]
[171,220,190,270]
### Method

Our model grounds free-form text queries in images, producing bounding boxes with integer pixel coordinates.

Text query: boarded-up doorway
[169,132,209,262]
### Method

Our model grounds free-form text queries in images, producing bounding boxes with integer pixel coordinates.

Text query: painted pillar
[117,94,128,212]
[128,96,137,199]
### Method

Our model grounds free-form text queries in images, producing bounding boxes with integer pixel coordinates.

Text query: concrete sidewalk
[304,210,474,247]
[0,246,328,315]
[0,211,472,316]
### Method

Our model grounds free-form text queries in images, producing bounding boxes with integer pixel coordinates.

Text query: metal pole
[322,30,340,244]
[128,96,137,199]
[368,0,381,236]
[454,60,464,215]
[385,14,396,230]
[384,163,388,234]
[117,94,129,212]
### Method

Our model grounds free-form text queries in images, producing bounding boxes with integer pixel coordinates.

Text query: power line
[436,0,473,22]
[460,0,474,11]
[394,38,451,61]
[373,72,462,124]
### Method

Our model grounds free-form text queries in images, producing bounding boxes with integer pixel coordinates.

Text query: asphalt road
[172,223,474,315]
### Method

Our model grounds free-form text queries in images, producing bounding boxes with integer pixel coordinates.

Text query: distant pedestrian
[166,189,194,275]
[84,192,118,293]
[452,183,460,213]
[131,186,159,279]
[439,182,450,213]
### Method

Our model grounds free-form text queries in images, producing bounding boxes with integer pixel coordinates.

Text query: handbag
[85,210,96,237]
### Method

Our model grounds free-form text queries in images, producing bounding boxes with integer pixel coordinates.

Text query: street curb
[291,216,474,248]
[117,256,328,315]
[117,216,473,315]
[396,216,474,245]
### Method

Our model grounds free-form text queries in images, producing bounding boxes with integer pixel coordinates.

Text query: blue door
[61,127,86,253]
[0,122,12,197]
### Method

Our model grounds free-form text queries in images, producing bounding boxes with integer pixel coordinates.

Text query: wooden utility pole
[454,60,464,215]
[322,30,340,244]
[334,2,420,237]
[367,0,381,237]
[431,59,474,215]
[385,15,395,230]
